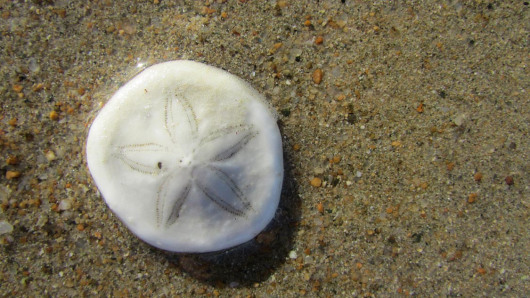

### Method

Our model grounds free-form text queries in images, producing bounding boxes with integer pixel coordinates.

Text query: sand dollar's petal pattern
[86,60,283,253]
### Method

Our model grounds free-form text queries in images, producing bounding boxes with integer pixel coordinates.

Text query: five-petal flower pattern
[113,87,257,229]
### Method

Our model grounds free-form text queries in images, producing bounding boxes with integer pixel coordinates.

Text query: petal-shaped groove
[209,165,252,210]
[114,143,166,175]
[164,89,198,143]
[210,129,257,162]
[199,125,253,146]
[156,171,192,228]
[165,182,191,228]
[194,165,252,217]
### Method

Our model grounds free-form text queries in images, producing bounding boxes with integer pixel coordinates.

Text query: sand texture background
[0,0,528,296]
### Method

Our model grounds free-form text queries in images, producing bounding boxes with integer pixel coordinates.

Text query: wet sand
[1,1,528,296]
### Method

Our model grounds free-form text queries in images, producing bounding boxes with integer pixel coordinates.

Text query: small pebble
[314,36,323,45]
[58,199,73,211]
[45,150,57,162]
[8,118,17,127]
[505,176,514,186]
[12,84,23,93]
[317,202,324,213]
[49,111,59,121]
[289,250,298,259]
[6,171,21,179]
[474,172,483,182]
[310,177,322,187]
[468,193,477,204]
[312,69,323,84]
[0,220,14,235]
[6,155,18,165]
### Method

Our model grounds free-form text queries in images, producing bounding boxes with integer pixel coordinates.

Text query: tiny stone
[0,220,14,235]
[505,176,514,185]
[315,36,323,45]
[289,250,298,259]
[474,172,483,182]
[6,171,21,179]
[58,199,73,211]
[453,114,466,126]
[8,118,17,127]
[314,168,324,175]
[45,150,57,162]
[310,177,322,187]
[468,193,477,204]
[6,155,18,165]
[12,84,23,93]
[49,111,59,121]
[312,69,323,84]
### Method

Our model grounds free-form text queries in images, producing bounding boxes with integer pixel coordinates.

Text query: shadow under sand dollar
[159,131,300,287]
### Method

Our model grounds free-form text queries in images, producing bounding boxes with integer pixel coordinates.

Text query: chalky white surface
[86,61,283,253]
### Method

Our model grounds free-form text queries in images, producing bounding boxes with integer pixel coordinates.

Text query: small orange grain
[336,94,345,101]
[6,171,20,179]
[474,172,483,182]
[12,84,23,93]
[6,155,18,165]
[468,193,477,204]
[77,87,86,96]
[356,262,363,269]
[314,36,323,45]
[49,111,59,121]
[386,207,393,214]
[32,83,44,92]
[8,118,17,127]
[202,6,216,15]
[446,162,455,171]
[332,155,341,163]
[317,202,324,213]
[277,1,288,8]
[304,20,311,26]
[416,103,424,113]
[312,69,323,84]
[477,267,487,275]
[310,177,322,188]
[77,224,85,231]
[293,144,301,151]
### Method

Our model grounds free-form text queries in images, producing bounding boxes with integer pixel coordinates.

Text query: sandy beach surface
[1,1,528,296]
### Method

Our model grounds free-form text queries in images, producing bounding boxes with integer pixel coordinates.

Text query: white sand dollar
[86,60,283,253]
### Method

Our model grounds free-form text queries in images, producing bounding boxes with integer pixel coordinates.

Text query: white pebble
[58,199,73,210]
[0,220,14,235]
[45,150,56,162]
[289,250,298,259]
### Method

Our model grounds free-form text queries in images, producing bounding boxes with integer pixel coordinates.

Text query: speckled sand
[0,1,528,296]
